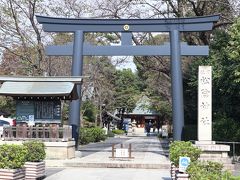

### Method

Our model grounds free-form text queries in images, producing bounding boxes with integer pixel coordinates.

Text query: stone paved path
[45,136,171,179]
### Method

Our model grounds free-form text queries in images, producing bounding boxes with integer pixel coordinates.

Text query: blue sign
[179,157,190,172]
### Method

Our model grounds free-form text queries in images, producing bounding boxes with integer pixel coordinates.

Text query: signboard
[144,116,155,120]
[16,100,61,123]
[162,125,168,138]
[16,101,34,122]
[198,66,212,141]
[28,115,35,126]
[115,148,129,158]
[179,156,190,173]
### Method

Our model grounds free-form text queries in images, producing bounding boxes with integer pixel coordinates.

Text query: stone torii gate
[36,14,219,143]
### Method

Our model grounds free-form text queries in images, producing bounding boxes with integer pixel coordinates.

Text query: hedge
[0,144,28,169]
[79,127,107,145]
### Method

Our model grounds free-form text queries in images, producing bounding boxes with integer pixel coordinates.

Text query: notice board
[16,100,61,123]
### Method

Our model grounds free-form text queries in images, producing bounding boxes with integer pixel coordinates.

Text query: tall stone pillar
[195,66,232,170]
[198,66,212,142]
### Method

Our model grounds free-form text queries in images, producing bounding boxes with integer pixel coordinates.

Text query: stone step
[62,162,171,169]
[199,157,233,164]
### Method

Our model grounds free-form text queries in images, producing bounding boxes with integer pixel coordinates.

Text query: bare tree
[89,0,238,112]
[0,0,50,75]
[0,0,238,123]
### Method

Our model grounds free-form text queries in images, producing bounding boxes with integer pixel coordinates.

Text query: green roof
[0,76,83,100]
[130,95,159,115]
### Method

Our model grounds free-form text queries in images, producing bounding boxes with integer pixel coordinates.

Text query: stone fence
[2,125,73,142]
[1,125,75,159]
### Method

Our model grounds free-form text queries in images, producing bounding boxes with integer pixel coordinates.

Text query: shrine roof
[0,76,83,100]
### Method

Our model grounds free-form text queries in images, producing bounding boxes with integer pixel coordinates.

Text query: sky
[114,56,137,72]
[117,57,137,72]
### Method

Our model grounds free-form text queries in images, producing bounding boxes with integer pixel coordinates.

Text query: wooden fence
[2,125,73,142]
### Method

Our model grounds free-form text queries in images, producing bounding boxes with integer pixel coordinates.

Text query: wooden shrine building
[0,76,82,125]
[123,96,161,131]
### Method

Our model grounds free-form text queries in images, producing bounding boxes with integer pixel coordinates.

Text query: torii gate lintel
[45,42,209,56]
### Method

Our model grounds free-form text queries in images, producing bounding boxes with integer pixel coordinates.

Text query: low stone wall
[0,140,75,160]
[195,142,230,159]
[194,141,234,170]
[45,141,75,159]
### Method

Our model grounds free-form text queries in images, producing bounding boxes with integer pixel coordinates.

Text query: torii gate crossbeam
[37,15,219,144]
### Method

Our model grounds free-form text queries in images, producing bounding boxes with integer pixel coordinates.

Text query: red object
[12,119,16,126]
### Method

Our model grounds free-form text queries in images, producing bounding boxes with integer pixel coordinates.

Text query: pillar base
[194,141,234,170]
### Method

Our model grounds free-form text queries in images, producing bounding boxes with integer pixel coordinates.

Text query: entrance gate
[37,15,219,142]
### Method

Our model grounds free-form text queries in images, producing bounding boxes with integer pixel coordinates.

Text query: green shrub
[23,141,46,162]
[112,129,125,135]
[90,127,107,142]
[79,128,94,145]
[169,141,201,166]
[0,144,28,169]
[187,161,224,180]
[222,171,240,180]
[79,127,107,145]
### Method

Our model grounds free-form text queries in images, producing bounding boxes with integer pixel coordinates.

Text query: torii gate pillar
[70,30,84,145]
[170,29,184,140]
